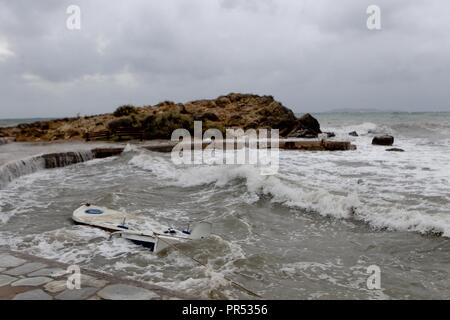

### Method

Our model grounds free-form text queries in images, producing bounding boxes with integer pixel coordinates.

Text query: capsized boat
[72,204,212,253]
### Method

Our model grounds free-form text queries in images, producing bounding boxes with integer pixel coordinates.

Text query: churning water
[0,112,449,299]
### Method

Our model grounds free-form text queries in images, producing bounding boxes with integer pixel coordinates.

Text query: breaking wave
[0,156,46,189]
[129,151,450,237]
[0,150,94,189]
[322,115,450,141]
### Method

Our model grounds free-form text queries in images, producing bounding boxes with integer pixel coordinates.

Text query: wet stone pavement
[0,249,191,300]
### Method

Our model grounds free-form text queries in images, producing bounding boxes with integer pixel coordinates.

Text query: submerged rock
[348,131,358,137]
[386,148,405,152]
[372,135,394,146]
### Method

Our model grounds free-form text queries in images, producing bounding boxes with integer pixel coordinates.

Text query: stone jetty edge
[0,248,195,300]
[43,140,356,169]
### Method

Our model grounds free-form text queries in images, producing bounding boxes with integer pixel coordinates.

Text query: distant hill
[322,108,387,113]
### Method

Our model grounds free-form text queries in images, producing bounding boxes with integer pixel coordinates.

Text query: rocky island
[0,93,324,142]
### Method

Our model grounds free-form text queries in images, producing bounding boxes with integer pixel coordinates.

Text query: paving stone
[0,254,26,268]
[4,262,47,276]
[81,274,109,288]
[13,289,53,300]
[55,287,98,300]
[11,277,53,287]
[28,268,67,278]
[0,274,18,287]
[97,284,160,300]
[44,280,67,293]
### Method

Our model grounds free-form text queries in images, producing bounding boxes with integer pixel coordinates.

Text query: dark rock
[372,135,394,146]
[280,140,356,151]
[286,113,322,138]
[92,148,124,158]
[297,113,321,134]
[325,132,335,138]
[386,148,404,152]
[287,128,317,139]
[349,131,358,137]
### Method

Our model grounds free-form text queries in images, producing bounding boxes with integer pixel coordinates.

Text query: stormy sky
[0,0,449,118]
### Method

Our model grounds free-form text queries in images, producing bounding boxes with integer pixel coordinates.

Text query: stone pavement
[0,249,192,300]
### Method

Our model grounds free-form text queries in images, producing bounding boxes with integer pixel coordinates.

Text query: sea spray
[0,150,94,189]
[0,156,46,189]
[128,149,450,237]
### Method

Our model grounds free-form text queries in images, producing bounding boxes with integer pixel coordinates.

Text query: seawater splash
[0,156,46,189]
[0,150,94,189]
[128,151,360,219]
[41,150,94,169]
[128,149,450,237]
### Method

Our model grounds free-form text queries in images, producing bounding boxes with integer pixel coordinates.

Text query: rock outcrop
[287,113,322,138]
[349,131,358,137]
[0,93,323,142]
[372,135,394,146]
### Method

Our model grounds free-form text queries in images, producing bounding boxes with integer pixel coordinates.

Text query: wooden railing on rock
[85,128,145,142]
[114,128,144,141]
[85,130,110,141]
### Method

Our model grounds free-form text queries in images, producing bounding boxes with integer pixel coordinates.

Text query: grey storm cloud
[0,0,449,118]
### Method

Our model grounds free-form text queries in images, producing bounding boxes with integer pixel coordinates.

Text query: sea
[0,112,449,299]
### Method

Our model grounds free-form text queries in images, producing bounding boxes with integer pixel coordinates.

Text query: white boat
[72,204,212,253]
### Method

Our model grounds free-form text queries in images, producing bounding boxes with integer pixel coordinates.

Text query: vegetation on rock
[113,105,138,117]
[0,93,322,142]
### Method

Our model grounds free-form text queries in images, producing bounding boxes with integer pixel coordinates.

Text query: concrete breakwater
[41,148,124,168]
[0,140,355,188]
[0,148,123,189]
[141,140,356,152]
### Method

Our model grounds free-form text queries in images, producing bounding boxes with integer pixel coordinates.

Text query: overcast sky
[0,0,449,118]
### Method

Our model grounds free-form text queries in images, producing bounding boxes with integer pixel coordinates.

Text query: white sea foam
[128,146,450,237]
[1,114,450,299]
[0,156,46,189]
[0,150,95,189]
